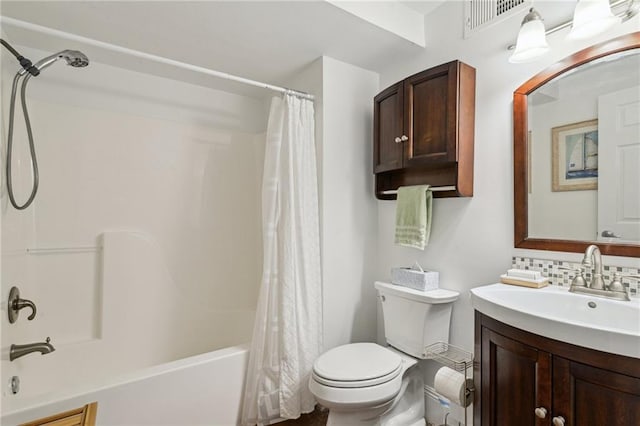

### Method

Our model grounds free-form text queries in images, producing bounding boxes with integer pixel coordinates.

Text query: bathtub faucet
[10,337,55,361]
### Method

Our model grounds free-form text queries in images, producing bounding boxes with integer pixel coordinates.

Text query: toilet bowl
[309,282,459,425]
[309,343,425,426]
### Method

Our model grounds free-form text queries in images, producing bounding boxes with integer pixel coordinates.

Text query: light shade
[509,8,550,64]
[567,0,620,40]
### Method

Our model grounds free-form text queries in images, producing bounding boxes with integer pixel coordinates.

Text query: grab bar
[26,246,102,255]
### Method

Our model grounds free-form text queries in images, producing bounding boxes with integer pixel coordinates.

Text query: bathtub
[1,231,256,424]
[1,344,249,425]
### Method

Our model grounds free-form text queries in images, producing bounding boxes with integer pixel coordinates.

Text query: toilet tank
[374,281,459,359]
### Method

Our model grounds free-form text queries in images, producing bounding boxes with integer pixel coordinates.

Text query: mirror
[514,32,640,257]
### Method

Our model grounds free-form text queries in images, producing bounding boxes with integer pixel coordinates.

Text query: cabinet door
[373,81,404,173]
[481,328,552,426]
[404,62,458,167]
[19,402,97,426]
[553,357,640,426]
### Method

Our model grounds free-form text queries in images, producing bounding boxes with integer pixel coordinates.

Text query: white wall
[375,1,640,353]
[320,57,380,350]
[286,57,380,351]
[1,44,266,407]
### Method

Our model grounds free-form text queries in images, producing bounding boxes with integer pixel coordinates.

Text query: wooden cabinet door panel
[19,402,97,426]
[374,82,404,173]
[554,357,640,426]
[481,327,551,426]
[404,62,458,167]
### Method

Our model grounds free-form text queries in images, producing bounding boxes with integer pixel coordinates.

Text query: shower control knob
[534,407,547,419]
[8,287,37,323]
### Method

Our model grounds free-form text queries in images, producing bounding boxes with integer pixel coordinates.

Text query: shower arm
[18,54,58,76]
[0,38,39,76]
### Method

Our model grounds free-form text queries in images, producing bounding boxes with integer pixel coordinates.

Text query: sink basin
[470,283,640,358]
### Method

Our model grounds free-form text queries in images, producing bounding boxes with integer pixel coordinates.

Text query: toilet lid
[313,343,402,384]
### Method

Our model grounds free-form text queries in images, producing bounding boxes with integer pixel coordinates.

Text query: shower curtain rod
[0,16,315,101]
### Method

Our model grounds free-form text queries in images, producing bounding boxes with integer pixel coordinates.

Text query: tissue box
[391,267,439,291]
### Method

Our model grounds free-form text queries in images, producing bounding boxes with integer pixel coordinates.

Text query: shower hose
[1,39,41,210]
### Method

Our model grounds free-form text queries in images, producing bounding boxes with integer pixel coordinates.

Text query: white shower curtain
[241,94,322,425]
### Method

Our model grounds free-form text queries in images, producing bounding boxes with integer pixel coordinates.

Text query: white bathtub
[1,231,255,422]
[1,344,249,426]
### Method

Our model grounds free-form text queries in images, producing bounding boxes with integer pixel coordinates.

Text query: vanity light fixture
[508,0,639,63]
[509,8,550,63]
[567,0,620,40]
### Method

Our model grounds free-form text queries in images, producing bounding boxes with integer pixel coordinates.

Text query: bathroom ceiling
[0,1,445,97]
[400,0,447,15]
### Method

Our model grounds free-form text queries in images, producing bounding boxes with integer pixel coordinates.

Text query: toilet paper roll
[434,366,472,407]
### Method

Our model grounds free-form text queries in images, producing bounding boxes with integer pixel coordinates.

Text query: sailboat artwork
[566,129,598,179]
[551,119,599,192]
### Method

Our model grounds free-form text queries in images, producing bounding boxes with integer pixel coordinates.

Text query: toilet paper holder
[425,342,475,426]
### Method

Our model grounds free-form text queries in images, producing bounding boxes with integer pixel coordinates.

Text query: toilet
[309,281,459,426]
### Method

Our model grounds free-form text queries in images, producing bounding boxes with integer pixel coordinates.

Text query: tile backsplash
[512,256,640,297]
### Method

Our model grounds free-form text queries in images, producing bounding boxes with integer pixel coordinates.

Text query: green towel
[394,185,432,250]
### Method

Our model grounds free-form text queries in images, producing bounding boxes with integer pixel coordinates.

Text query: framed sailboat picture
[552,119,598,191]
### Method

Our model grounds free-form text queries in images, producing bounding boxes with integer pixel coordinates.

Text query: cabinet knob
[552,416,566,426]
[534,407,547,419]
[400,135,409,142]
[394,137,402,143]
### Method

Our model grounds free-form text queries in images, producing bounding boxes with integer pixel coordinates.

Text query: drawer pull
[394,137,402,143]
[534,407,547,419]
[552,416,566,426]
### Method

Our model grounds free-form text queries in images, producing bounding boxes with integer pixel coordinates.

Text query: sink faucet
[583,244,605,290]
[10,337,55,361]
[568,244,630,301]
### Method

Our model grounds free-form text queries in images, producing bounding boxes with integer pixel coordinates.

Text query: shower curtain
[241,94,322,425]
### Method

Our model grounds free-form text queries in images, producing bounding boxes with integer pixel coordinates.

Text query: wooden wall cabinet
[475,312,640,426]
[373,60,476,199]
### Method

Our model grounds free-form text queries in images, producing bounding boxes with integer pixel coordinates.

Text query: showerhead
[19,49,89,76]
[61,50,89,68]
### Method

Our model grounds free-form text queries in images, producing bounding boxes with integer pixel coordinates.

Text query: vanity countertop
[470,283,640,358]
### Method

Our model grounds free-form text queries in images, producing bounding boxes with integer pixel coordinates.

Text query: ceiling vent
[464,0,532,38]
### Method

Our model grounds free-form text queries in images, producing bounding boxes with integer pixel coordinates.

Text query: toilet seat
[309,343,418,411]
[312,343,403,388]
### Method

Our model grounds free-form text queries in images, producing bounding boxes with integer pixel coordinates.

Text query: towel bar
[380,185,456,195]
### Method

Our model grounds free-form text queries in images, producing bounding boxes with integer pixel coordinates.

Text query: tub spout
[10,337,55,361]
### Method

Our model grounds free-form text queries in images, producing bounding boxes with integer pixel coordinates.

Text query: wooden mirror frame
[514,31,640,257]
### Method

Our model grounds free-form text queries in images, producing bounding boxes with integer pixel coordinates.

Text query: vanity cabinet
[19,402,97,426]
[475,312,640,426]
[373,60,475,199]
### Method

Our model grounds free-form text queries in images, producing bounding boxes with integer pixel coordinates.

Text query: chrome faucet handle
[8,287,37,323]
[557,265,587,289]
[609,272,640,296]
